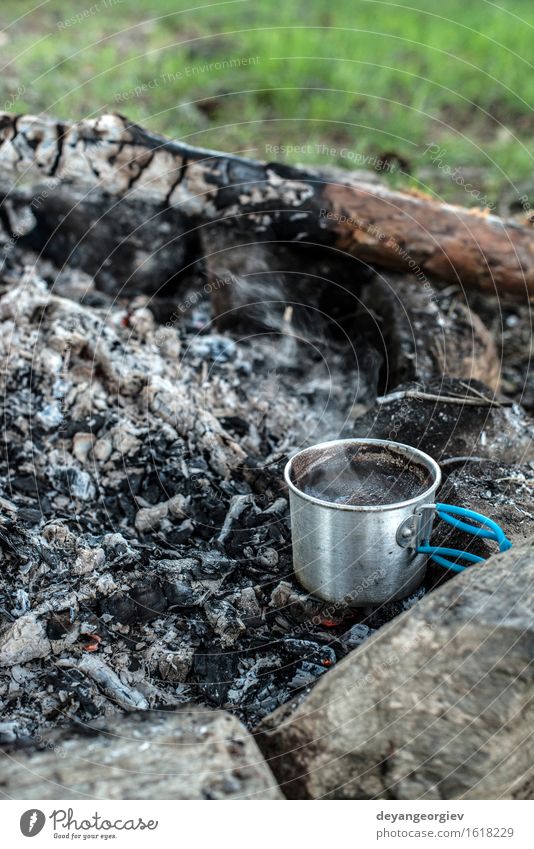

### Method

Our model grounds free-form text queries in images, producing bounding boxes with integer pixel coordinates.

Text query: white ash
[0,615,51,667]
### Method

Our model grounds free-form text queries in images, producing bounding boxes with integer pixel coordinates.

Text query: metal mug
[284,438,442,606]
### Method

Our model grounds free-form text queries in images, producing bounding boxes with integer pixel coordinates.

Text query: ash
[0,257,421,741]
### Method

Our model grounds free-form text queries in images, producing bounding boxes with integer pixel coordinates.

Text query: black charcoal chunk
[130,582,168,622]
[163,579,202,608]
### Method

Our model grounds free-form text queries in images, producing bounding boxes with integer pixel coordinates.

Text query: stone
[0,709,284,800]
[255,539,534,799]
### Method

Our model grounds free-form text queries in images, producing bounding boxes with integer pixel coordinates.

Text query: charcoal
[16,507,44,527]
[226,654,282,717]
[192,648,240,706]
[60,415,105,439]
[12,589,30,617]
[130,583,168,622]
[46,610,76,640]
[188,493,227,534]
[157,556,200,575]
[217,495,256,546]
[100,593,138,625]
[235,586,263,627]
[162,519,195,545]
[281,638,337,669]
[188,335,236,362]
[252,682,292,719]
[156,646,194,683]
[57,656,148,711]
[204,599,246,647]
[266,522,286,543]
[256,497,288,524]
[50,467,96,501]
[219,416,250,437]
[340,622,375,649]
[254,546,279,568]
[364,586,427,630]
[9,475,43,496]
[219,478,252,497]
[196,552,237,580]
[288,660,329,690]
[270,582,324,623]
[162,580,202,608]
[101,534,143,569]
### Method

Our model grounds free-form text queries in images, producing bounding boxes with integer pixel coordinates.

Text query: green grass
[1,0,534,207]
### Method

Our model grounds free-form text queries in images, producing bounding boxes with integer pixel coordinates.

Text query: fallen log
[0,112,533,298]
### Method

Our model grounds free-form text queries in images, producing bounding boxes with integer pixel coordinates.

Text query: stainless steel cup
[284,438,442,605]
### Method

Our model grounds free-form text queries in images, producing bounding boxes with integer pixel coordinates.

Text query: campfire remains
[0,113,532,799]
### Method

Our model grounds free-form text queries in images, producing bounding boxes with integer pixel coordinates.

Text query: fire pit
[0,115,532,801]
[0,266,520,738]
[0,264,394,732]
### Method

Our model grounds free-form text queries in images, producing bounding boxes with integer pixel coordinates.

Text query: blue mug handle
[417,502,512,572]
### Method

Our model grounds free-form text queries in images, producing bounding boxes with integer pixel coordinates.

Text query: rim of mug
[284,437,442,513]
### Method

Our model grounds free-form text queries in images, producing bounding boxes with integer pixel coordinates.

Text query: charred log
[0,113,533,298]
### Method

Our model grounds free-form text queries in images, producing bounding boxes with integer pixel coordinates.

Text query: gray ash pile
[0,260,392,737]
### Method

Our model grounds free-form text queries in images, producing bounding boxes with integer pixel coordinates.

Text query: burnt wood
[0,112,533,297]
